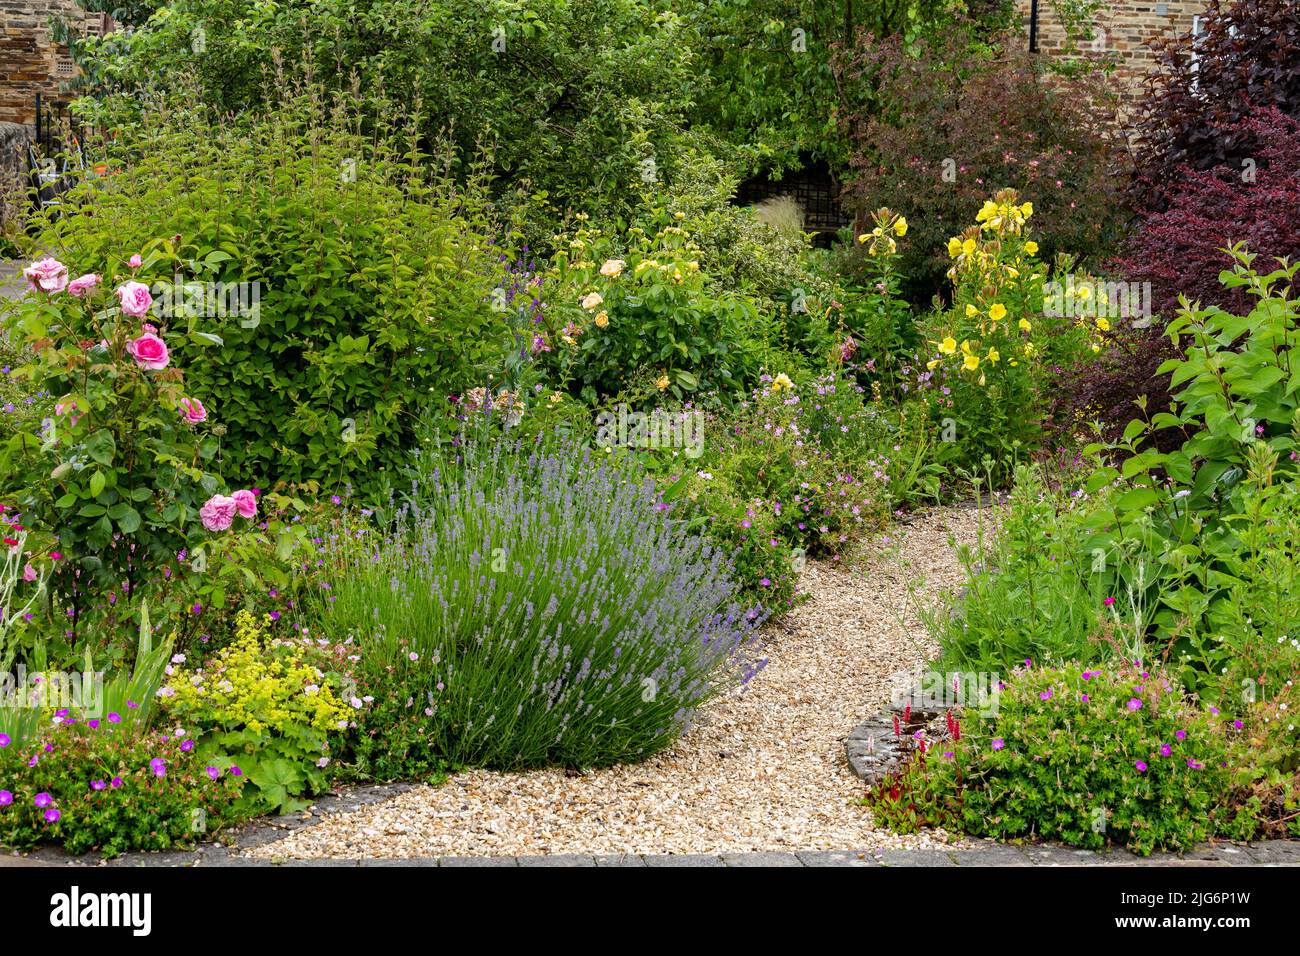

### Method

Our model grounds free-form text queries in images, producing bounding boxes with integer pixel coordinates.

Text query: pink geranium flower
[116,281,154,319]
[126,331,169,370]
[199,494,237,531]
[23,257,68,294]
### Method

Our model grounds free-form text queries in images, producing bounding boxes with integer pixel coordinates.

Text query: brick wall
[1012,1,1206,107]
[0,0,108,126]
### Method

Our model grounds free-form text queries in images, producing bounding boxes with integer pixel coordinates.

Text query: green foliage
[38,90,505,499]
[0,722,245,857]
[0,252,226,616]
[868,662,1235,855]
[158,610,353,814]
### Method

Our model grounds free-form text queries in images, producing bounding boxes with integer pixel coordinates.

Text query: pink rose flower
[126,331,169,370]
[23,257,68,294]
[199,495,237,532]
[67,273,102,298]
[22,563,37,583]
[179,397,207,423]
[231,489,258,519]
[115,281,154,319]
[129,254,143,269]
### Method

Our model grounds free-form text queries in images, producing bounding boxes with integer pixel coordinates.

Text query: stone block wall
[1,0,109,126]
[1012,1,1206,107]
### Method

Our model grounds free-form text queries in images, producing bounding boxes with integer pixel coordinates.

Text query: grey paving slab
[641,853,724,867]
[720,851,803,867]
[438,855,520,867]
[593,853,647,867]
[873,849,957,867]
[517,854,597,867]
[796,850,881,867]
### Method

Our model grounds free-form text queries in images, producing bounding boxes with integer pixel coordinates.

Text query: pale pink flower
[179,397,207,423]
[22,563,37,583]
[230,489,257,520]
[67,273,101,298]
[115,281,154,319]
[126,331,168,370]
[199,495,237,532]
[23,257,68,294]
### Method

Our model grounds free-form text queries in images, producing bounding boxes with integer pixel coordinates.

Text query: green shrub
[868,662,1235,856]
[36,90,505,498]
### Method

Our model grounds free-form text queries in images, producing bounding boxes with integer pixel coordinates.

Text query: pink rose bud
[115,281,154,319]
[129,254,143,269]
[126,331,169,370]
[231,489,258,519]
[67,273,102,298]
[22,257,69,294]
[199,494,237,532]
[179,397,207,423]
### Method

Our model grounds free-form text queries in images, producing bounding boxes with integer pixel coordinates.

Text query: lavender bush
[314,439,766,771]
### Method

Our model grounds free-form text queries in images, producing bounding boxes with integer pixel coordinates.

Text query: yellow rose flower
[599,259,625,277]
[655,373,670,391]
[594,311,609,328]
[989,303,1007,322]
[938,337,957,355]
[772,372,795,392]
[1023,241,1038,256]
[549,391,563,404]
[580,292,603,310]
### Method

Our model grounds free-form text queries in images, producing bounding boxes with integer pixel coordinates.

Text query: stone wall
[1012,0,1205,107]
[1,0,109,126]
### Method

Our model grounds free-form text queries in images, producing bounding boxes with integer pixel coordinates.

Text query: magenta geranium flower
[991,738,1005,751]
[1135,760,1147,772]
[91,780,107,791]
[110,777,123,788]
[1160,744,1172,757]
[44,808,61,824]
[1127,698,1143,711]
[0,732,9,747]
[0,790,12,806]
[33,792,53,808]
[149,757,166,777]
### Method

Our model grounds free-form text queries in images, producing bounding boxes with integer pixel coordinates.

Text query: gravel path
[247,504,988,860]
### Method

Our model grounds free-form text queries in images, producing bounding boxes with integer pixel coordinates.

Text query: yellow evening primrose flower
[857,233,870,244]
[989,303,1007,322]
[977,200,998,223]
[963,353,981,371]
[580,292,603,310]
[938,337,958,355]
[926,359,939,370]
[893,217,908,237]
[947,237,963,258]
[1096,317,1111,331]
[966,304,980,318]
[1019,318,1033,332]
[594,311,609,328]
[961,238,977,256]
[1020,202,1033,218]
[1091,342,1101,353]
[986,347,1000,363]
[1077,284,1092,299]
[978,371,986,386]
[1023,241,1038,256]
